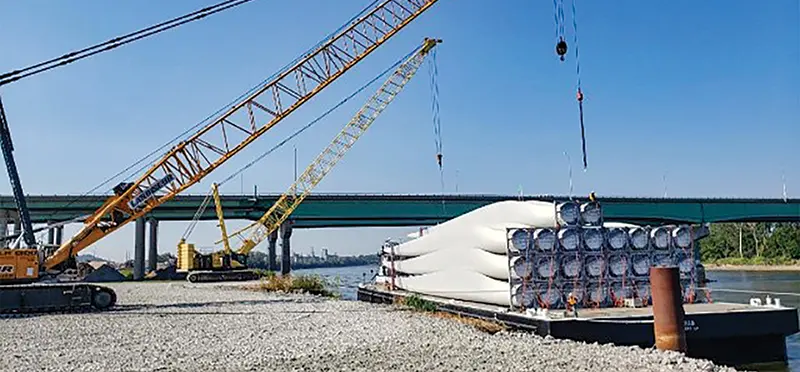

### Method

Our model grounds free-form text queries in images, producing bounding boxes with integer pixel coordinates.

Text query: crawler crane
[0,0,439,312]
[178,38,441,283]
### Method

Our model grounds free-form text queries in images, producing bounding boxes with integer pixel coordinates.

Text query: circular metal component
[634,281,652,302]
[510,229,532,251]
[650,227,671,250]
[584,255,605,277]
[557,201,580,225]
[586,283,608,304]
[558,227,580,251]
[652,253,674,267]
[583,228,604,251]
[534,228,556,252]
[91,288,116,310]
[512,283,536,308]
[672,225,693,249]
[631,254,652,276]
[610,282,633,300]
[538,287,562,308]
[561,255,583,278]
[677,255,694,275]
[629,227,649,250]
[511,256,533,278]
[607,228,628,250]
[535,256,558,279]
[608,254,630,277]
[580,202,602,226]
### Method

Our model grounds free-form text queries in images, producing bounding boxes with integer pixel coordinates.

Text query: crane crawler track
[0,283,117,315]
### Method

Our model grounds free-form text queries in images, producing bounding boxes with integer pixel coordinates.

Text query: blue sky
[0,0,798,261]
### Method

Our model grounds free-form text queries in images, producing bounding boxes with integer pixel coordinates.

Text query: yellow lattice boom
[43,0,439,271]
[231,38,441,255]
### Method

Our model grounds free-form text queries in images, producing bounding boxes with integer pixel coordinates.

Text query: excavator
[0,0,439,313]
[177,38,441,283]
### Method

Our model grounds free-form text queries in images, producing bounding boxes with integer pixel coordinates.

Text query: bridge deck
[0,194,797,226]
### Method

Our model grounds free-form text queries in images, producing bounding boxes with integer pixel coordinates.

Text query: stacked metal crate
[506,200,701,312]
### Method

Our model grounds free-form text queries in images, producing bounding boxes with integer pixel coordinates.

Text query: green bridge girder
[0,194,797,228]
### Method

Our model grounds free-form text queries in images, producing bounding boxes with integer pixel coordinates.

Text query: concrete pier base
[55,226,63,245]
[133,217,145,280]
[268,230,278,272]
[280,221,293,276]
[148,219,159,272]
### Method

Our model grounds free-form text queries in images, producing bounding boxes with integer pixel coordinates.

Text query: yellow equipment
[34,0,438,274]
[177,183,258,282]
[0,0,438,313]
[180,38,441,283]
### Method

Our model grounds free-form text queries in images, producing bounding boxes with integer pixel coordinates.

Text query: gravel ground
[0,281,739,372]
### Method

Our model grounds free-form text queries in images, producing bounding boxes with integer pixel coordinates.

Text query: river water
[294,265,800,372]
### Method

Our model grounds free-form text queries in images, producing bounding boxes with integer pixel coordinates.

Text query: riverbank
[0,281,736,372]
[705,264,800,272]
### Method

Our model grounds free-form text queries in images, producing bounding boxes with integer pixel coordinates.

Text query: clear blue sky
[0,0,798,261]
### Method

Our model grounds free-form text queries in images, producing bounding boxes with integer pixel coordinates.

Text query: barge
[357,283,799,367]
[368,198,799,367]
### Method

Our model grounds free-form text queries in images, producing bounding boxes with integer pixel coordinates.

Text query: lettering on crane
[128,174,176,210]
[0,264,13,273]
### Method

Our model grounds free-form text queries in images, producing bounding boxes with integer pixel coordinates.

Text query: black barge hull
[357,284,799,367]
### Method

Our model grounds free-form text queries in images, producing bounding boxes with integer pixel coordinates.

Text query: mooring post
[650,266,687,352]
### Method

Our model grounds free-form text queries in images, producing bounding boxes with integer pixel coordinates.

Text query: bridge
[2,194,799,227]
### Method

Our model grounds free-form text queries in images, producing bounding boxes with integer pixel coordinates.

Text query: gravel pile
[0,281,740,372]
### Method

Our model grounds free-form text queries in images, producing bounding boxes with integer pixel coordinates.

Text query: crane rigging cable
[571,0,588,170]
[427,47,446,214]
[0,0,258,87]
[42,0,384,221]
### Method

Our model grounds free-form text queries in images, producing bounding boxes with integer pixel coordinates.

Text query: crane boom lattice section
[235,39,439,255]
[44,0,439,270]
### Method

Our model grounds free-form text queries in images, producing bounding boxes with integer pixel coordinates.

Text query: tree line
[699,223,800,265]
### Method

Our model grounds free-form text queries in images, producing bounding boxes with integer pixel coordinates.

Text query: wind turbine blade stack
[376,198,706,310]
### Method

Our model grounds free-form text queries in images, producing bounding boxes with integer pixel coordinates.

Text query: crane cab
[0,248,40,283]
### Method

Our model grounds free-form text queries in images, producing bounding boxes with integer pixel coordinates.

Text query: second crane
[177,38,442,283]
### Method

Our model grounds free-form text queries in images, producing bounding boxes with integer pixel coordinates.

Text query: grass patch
[248,274,336,297]
[399,294,437,312]
[395,294,507,334]
[251,269,276,279]
[118,268,133,280]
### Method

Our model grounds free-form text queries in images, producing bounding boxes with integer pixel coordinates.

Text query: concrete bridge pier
[133,217,146,280]
[55,225,63,245]
[47,220,55,245]
[280,221,293,276]
[268,229,278,272]
[0,210,9,240]
[12,215,20,236]
[148,218,158,272]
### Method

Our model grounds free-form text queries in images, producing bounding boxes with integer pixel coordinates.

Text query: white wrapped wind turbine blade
[381,247,509,280]
[384,200,558,256]
[383,269,511,306]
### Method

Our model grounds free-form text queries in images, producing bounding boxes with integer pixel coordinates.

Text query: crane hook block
[436,153,442,168]
[576,88,584,102]
[556,38,568,61]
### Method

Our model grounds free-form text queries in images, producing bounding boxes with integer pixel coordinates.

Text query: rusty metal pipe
[650,266,687,352]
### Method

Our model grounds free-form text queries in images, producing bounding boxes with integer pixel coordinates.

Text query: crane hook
[556,37,568,61]
[436,153,442,168]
